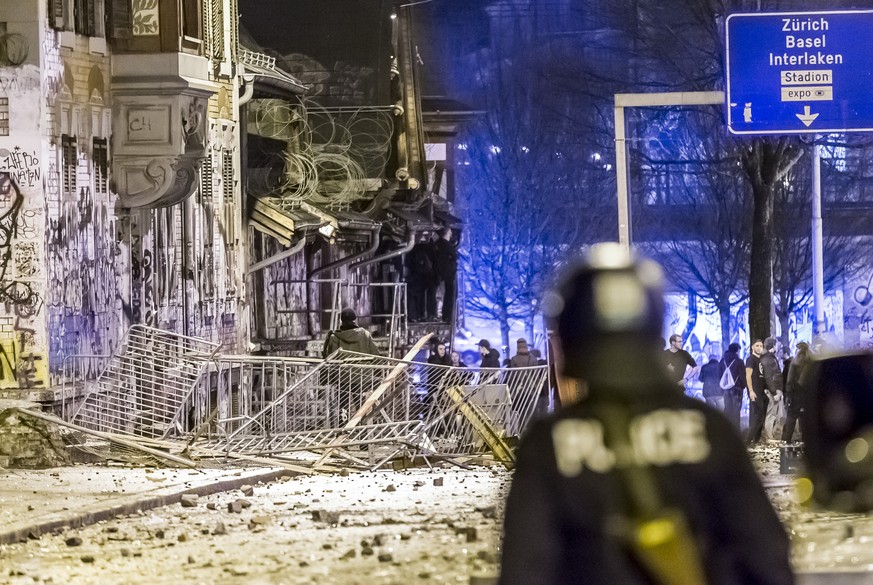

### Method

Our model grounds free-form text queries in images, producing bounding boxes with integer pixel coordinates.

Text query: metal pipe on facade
[247,236,307,275]
[309,225,382,279]
[350,228,416,272]
[238,65,255,106]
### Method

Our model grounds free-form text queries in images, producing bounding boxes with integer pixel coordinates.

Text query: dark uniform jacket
[499,384,794,585]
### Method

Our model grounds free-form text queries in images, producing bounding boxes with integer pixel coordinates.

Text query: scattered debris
[180,494,199,508]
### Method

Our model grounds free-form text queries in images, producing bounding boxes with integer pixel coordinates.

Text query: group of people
[422,336,553,417]
[665,332,813,445]
[407,227,459,323]
[426,337,543,369]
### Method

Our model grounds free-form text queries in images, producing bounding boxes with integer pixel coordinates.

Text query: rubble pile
[0,406,71,469]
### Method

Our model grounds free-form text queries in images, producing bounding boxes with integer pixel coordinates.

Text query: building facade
[0,0,462,396]
[0,0,248,395]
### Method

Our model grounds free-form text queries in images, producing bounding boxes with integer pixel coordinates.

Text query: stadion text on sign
[725,10,873,135]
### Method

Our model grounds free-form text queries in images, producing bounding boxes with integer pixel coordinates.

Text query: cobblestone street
[0,467,507,585]
[1,447,873,584]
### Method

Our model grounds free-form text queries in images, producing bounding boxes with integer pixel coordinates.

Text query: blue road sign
[726,10,873,135]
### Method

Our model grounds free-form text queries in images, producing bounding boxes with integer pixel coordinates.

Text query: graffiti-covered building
[0,0,249,396]
[0,0,465,398]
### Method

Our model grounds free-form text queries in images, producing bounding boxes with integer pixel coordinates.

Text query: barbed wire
[251,97,394,208]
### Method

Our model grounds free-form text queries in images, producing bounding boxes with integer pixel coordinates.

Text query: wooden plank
[443,386,515,469]
[313,333,433,469]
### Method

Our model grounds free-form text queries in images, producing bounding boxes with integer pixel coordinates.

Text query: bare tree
[773,142,870,346]
[455,1,610,350]
[457,115,593,350]
[448,0,871,347]
[637,108,753,350]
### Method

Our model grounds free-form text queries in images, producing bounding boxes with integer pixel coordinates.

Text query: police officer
[498,243,793,585]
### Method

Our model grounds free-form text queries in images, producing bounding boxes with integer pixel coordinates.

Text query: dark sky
[238,0,394,69]
[238,0,492,107]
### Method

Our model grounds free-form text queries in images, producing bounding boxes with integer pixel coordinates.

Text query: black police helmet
[543,243,666,385]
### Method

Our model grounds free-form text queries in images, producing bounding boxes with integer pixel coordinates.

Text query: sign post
[726,9,873,337]
[726,10,873,135]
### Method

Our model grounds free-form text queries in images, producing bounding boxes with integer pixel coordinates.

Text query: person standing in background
[745,339,767,445]
[477,339,501,368]
[664,333,698,395]
[406,234,438,322]
[699,355,723,410]
[720,343,746,430]
[761,337,785,441]
[509,338,538,367]
[782,341,811,443]
[434,227,458,324]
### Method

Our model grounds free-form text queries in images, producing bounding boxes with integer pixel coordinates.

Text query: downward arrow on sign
[796,105,819,127]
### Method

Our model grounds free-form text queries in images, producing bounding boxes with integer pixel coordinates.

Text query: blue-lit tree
[772,140,871,347]
[636,107,753,351]
[454,2,612,351]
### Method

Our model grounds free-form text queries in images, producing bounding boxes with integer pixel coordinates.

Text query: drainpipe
[350,228,416,272]
[247,236,306,275]
[238,65,255,106]
[309,225,382,279]
[389,13,410,185]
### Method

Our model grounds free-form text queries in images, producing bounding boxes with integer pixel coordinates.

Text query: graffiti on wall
[0,173,41,312]
[0,318,48,388]
[0,147,40,188]
[46,179,123,376]
[0,66,41,95]
[0,173,47,388]
[844,268,873,349]
[128,212,157,327]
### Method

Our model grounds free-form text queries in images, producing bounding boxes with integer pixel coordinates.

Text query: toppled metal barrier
[60,327,548,471]
[69,325,220,439]
[210,349,547,469]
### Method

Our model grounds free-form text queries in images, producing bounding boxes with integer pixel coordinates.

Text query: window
[220,148,237,295]
[62,134,77,197]
[49,0,105,37]
[93,137,108,195]
[0,97,8,136]
[198,158,216,300]
[221,150,234,201]
[221,149,236,242]
[182,0,201,40]
[206,0,225,60]
[199,155,214,202]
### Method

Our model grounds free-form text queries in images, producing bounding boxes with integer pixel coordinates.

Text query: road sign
[726,10,873,135]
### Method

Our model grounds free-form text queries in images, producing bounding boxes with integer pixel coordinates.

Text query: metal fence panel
[62,330,549,468]
[68,325,220,439]
[214,349,548,464]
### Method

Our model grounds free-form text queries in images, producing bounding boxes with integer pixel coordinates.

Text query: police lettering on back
[552,409,710,475]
